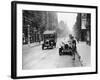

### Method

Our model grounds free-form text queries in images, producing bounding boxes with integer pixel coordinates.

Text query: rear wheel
[54,43,56,48]
[42,44,45,50]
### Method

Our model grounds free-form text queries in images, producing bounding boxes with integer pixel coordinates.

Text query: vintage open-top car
[59,41,73,56]
[42,30,57,50]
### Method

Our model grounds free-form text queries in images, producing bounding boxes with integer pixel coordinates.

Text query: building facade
[23,11,58,45]
[73,13,91,45]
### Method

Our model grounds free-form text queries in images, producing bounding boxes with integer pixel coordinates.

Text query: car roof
[43,30,56,34]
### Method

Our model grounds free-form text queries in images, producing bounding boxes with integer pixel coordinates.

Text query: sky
[57,12,77,33]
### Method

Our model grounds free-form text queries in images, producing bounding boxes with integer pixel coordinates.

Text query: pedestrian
[72,37,81,61]
[68,34,81,60]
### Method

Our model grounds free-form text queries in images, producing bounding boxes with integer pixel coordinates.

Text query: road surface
[22,39,90,70]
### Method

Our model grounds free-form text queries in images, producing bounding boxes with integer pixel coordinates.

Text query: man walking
[68,34,81,61]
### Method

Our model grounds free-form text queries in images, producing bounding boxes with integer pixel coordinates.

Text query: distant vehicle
[42,30,57,50]
[59,41,73,56]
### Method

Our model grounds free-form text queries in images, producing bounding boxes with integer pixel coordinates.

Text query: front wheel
[59,48,62,56]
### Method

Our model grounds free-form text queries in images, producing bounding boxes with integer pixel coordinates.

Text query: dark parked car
[42,30,57,50]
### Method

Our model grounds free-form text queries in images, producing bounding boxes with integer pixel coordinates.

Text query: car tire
[59,48,62,56]
[54,44,56,48]
[42,44,44,50]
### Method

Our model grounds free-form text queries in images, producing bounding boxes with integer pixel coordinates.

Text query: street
[22,11,91,70]
[22,40,90,70]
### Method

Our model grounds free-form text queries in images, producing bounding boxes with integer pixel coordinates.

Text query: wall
[0,0,99,80]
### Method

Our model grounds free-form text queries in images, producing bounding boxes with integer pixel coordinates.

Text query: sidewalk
[77,42,91,66]
[23,42,43,49]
